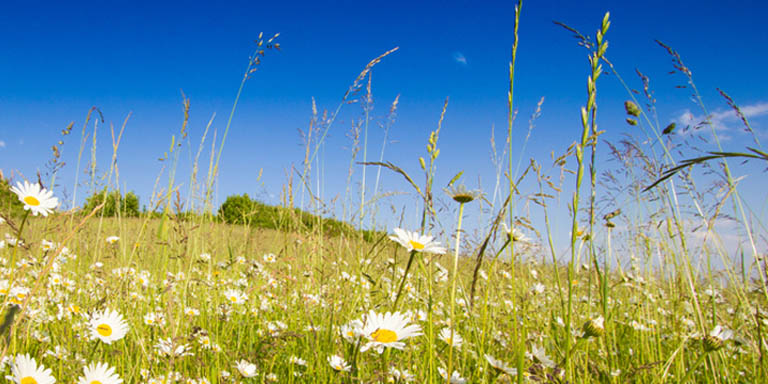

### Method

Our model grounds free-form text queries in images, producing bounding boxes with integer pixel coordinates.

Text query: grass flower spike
[389,228,446,254]
[11,354,56,384]
[10,180,58,217]
[90,309,129,344]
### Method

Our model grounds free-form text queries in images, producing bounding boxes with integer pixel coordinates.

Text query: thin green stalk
[446,202,465,384]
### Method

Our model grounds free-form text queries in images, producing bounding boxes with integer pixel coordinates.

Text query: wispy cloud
[0,140,5,148]
[452,51,467,66]
[674,101,768,139]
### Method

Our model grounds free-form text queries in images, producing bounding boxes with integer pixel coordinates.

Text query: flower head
[11,354,56,384]
[76,362,123,384]
[10,181,58,217]
[437,367,467,384]
[389,228,446,254]
[327,355,350,372]
[444,184,482,204]
[235,360,258,378]
[105,236,120,245]
[704,325,733,352]
[359,310,422,353]
[438,327,463,348]
[484,354,518,376]
[582,316,605,338]
[90,309,129,344]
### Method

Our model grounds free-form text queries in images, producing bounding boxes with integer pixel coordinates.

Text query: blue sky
[1,0,767,254]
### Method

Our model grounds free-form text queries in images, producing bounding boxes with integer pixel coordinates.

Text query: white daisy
[438,327,463,348]
[704,325,734,351]
[10,181,58,217]
[10,354,56,384]
[105,236,120,245]
[359,310,422,353]
[484,354,518,376]
[528,344,555,368]
[327,355,350,372]
[500,222,529,243]
[76,362,123,384]
[437,367,466,384]
[389,228,446,254]
[235,360,258,378]
[223,289,247,305]
[90,309,129,344]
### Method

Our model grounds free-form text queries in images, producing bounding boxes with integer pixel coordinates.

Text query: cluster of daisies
[0,179,748,382]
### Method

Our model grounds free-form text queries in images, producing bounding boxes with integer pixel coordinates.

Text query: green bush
[82,189,140,217]
[0,178,26,218]
[218,193,385,239]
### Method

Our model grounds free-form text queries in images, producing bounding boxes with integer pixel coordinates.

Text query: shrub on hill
[0,177,26,218]
[218,193,384,240]
[82,189,141,217]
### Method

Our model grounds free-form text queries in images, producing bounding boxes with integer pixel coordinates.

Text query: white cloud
[675,101,768,138]
[0,140,5,148]
[452,51,467,66]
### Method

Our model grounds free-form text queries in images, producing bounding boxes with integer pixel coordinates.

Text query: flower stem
[393,250,417,310]
[446,202,465,384]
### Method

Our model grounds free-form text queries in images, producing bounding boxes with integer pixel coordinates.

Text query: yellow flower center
[408,240,425,251]
[334,365,342,370]
[371,328,398,343]
[97,323,113,337]
[23,196,40,206]
[229,296,238,302]
[90,381,103,384]
[21,377,38,384]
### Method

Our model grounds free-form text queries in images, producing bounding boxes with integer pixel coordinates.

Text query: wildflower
[327,355,350,372]
[389,228,446,254]
[437,367,467,384]
[444,184,482,204]
[582,316,605,338]
[235,360,258,378]
[76,362,123,384]
[528,344,555,368]
[389,367,414,382]
[359,310,422,353]
[155,338,193,357]
[10,180,58,217]
[105,236,120,245]
[484,354,518,376]
[90,309,129,344]
[10,353,56,384]
[41,240,55,252]
[288,356,307,366]
[340,319,363,342]
[500,222,529,243]
[531,283,545,295]
[223,289,247,305]
[703,325,733,352]
[438,328,463,348]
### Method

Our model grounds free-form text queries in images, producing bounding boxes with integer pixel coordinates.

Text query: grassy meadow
[1,7,766,384]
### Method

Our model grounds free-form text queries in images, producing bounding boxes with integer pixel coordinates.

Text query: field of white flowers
[1,7,765,384]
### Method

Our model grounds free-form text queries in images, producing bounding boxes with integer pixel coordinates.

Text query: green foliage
[218,193,384,239]
[82,189,141,217]
[0,178,25,218]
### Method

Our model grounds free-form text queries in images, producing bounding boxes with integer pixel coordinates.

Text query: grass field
[0,7,766,384]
